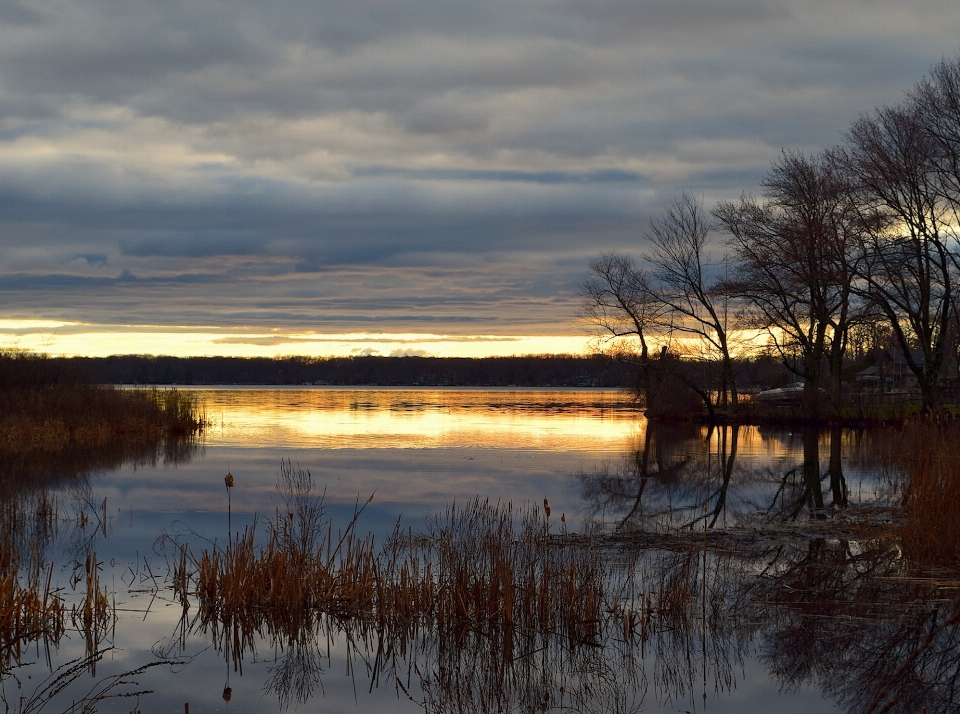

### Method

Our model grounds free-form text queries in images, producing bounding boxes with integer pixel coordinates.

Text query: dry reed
[160,460,960,712]
[898,418,960,568]
[879,418,960,567]
[70,552,113,662]
[176,482,614,659]
[166,466,750,709]
[0,350,205,456]
[0,496,65,671]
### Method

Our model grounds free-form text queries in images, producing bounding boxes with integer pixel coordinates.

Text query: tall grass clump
[179,461,379,663]
[173,474,650,709]
[0,496,65,670]
[883,419,960,567]
[401,498,607,649]
[178,479,613,657]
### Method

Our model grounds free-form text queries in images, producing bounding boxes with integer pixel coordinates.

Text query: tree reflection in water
[754,537,960,713]
[578,423,865,531]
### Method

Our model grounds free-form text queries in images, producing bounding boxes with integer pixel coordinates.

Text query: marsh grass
[0,386,205,454]
[1,496,65,671]
[1,490,124,683]
[0,350,205,457]
[0,492,172,714]
[0,555,64,671]
[151,456,960,712]
[877,419,960,567]
[164,466,757,710]
[176,485,614,659]
[178,462,378,659]
[70,552,113,664]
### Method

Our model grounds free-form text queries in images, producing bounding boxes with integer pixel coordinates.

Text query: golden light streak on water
[192,387,642,451]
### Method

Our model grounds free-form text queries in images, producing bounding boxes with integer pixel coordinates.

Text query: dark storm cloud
[1,0,959,340]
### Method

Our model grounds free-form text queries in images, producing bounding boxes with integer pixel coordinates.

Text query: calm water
[3,388,948,713]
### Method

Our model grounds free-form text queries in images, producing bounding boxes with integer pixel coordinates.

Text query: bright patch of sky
[0,322,591,358]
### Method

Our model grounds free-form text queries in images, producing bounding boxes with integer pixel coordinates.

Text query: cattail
[543,498,551,519]
[224,472,234,488]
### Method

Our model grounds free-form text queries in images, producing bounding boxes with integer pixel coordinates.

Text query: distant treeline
[55,354,638,388]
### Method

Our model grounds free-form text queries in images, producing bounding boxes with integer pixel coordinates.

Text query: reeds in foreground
[159,459,960,713]
[881,419,960,566]
[166,466,751,710]
[1,497,65,671]
[176,480,614,658]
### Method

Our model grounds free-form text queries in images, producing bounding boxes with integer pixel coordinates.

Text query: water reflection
[195,387,640,451]
[0,435,201,499]
[752,537,960,714]
[580,423,886,532]
[3,388,956,713]
[158,495,960,714]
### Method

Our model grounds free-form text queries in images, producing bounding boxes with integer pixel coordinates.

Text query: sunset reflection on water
[193,387,642,451]
[97,388,890,522]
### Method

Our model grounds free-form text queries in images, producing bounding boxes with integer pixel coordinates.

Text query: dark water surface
[3,388,953,713]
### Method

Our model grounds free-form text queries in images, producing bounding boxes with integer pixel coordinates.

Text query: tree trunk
[919,362,943,413]
[802,379,821,422]
[721,351,739,408]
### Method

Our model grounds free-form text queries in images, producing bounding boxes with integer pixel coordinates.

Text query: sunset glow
[0,321,592,359]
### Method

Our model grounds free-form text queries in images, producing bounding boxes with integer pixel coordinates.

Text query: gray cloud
[0,0,48,26]
[1,0,959,343]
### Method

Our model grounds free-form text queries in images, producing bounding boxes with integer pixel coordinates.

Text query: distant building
[855,347,959,394]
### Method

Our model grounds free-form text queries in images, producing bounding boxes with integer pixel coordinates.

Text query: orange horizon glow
[0,320,596,359]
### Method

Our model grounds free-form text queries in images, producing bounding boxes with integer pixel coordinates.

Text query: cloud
[0,0,48,27]
[1,0,959,346]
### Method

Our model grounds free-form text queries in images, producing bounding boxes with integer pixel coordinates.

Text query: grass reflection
[1,490,184,714]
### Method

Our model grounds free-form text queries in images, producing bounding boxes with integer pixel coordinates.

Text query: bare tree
[911,55,960,214]
[643,192,739,408]
[714,150,862,417]
[912,56,960,364]
[579,252,663,398]
[842,102,958,412]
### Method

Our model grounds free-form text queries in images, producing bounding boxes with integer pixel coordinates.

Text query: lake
[2,387,954,714]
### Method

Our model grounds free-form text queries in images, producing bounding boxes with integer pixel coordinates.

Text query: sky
[2,0,959,358]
